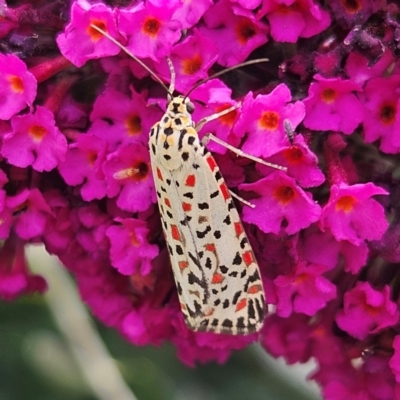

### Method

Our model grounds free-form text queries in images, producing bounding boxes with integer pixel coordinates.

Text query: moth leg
[202,133,287,171]
[195,103,241,132]
[229,190,255,208]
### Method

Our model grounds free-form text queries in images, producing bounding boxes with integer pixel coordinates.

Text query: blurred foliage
[0,292,320,400]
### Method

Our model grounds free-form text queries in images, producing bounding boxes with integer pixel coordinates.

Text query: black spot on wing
[210,190,219,198]
[232,291,241,305]
[176,245,183,255]
[188,136,195,145]
[222,319,233,329]
[223,299,230,309]
[198,202,209,210]
[233,252,242,265]
[214,230,221,239]
[164,127,173,135]
[196,225,211,239]
[178,129,187,150]
[182,152,189,161]
[223,215,231,225]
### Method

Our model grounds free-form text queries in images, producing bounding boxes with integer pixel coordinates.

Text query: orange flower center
[341,0,362,14]
[126,114,142,135]
[282,146,303,164]
[8,75,24,93]
[273,185,295,205]
[379,102,397,126]
[142,17,161,38]
[182,54,202,75]
[259,111,279,130]
[321,88,336,103]
[87,20,107,41]
[28,125,47,142]
[335,195,356,212]
[236,20,256,45]
[215,104,238,126]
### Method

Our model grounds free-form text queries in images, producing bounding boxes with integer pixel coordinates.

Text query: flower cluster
[1,0,400,397]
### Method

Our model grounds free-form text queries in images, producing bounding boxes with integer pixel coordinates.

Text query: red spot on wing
[236,298,247,312]
[212,273,224,284]
[248,284,263,294]
[206,155,217,171]
[219,183,230,200]
[243,250,254,266]
[234,222,243,236]
[180,303,187,310]
[171,225,181,241]
[156,167,163,181]
[164,198,171,208]
[182,202,192,212]
[205,243,216,252]
[185,174,196,187]
[204,307,215,316]
[178,261,188,269]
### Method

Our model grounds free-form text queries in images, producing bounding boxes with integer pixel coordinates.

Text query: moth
[91,25,285,334]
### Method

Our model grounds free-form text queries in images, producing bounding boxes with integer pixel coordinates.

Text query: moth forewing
[149,96,266,334]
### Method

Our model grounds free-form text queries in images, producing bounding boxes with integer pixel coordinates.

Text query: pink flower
[274,261,336,317]
[320,182,388,245]
[389,336,400,383]
[106,218,159,275]
[172,0,212,29]
[259,0,331,43]
[0,237,47,301]
[303,74,364,134]
[118,1,182,62]
[57,0,120,67]
[0,54,37,120]
[335,282,399,340]
[240,171,321,234]
[154,29,218,94]
[103,143,156,212]
[1,106,67,171]
[199,0,269,66]
[234,84,305,158]
[58,134,108,201]
[359,75,400,154]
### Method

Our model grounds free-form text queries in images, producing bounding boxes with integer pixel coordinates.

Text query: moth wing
[152,141,265,334]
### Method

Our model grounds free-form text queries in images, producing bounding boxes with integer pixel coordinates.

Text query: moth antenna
[90,24,172,96]
[184,58,269,100]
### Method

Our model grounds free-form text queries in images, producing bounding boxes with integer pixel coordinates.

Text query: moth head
[167,96,195,116]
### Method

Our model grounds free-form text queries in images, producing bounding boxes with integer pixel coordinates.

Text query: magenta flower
[257,134,325,188]
[106,217,159,275]
[103,143,156,213]
[171,0,212,29]
[118,1,181,62]
[303,74,364,134]
[259,0,331,43]
[58,134,108,201]
[274,261,336,317]
[89,87,161,150]
[320,182,388,245]
[335,282,399,340]
[56,0,120,67]
[359,75,400,154]
[154,29,218,94]
[1,106,67,171]
[0,54,37,120]
[0,236,47,301]
[199,0,269,66]
[6,188,53,240]
[240,171,321,234]
[234,84,305,158]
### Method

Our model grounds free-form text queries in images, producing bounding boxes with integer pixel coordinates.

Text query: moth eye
[186,101,195,114]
